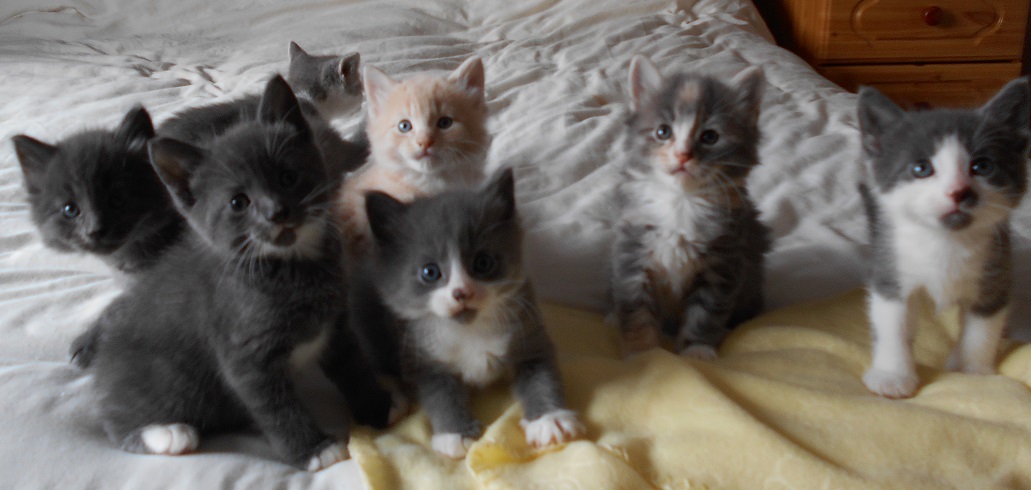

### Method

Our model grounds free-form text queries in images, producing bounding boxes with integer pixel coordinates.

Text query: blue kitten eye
[61,202,80,219]
[437,116,453,129]
[419,263,442,284]
[230,193,250,212]
[280,170,298,188]
[699,129,719,145]
[910,160,934,178]
[654,124,672,141]
[971,158,995,177]
[472,252,498,276]
[398,120,412,133]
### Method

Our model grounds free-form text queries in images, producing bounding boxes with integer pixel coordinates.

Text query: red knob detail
[923,6,944,26]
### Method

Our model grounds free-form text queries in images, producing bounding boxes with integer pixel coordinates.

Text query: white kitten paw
[679,344,718,361]
[306,441,349,471]
[520,409,585,448]
[140,423,200,455]
[431,433,476,459]
[863,368,919,399]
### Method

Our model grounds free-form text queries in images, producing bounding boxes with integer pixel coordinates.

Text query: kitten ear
[732,67,765,123]
[448,57,485,97]
[362,66,397,117]
[980,77,1030,130]
[12,135,58,191]
[628,55,663,112]
[857,86,904,156]
[115,105,155,152]
[365,191,409,245]
[482,168,516,222]
[288,41,309,61]
[338,52,361,86]
[258,74,310,135]
[148,137,204,208]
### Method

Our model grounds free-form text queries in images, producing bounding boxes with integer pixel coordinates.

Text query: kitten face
[13,107,171,256]
[366,169,521,324]
[627,57,764,195]
[363,57,489,180]
[150,76,333,259]
[287,41,362,118]
[859,80,1031,232]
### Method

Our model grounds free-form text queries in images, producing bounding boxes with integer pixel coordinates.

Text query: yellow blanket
[350,290,1031,489]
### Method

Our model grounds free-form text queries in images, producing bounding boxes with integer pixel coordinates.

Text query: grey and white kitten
[88,75,390,470]
[159,41,366,176]
[350,169,584,459]
[610,56,770,360]
[13,107,184,274]
[857,79,1030,399]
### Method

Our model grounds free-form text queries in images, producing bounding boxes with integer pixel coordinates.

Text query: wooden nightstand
[757,0,1030,108]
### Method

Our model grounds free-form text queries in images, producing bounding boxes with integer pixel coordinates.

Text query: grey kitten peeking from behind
[288,41,363,120]
[857,79,1031,399]
[13,106,184,275]
[610,56,770,360]
[350,169,584,459]
[88,75,390,470]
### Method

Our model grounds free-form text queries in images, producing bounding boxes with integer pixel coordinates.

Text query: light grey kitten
[350,169,584,459]
[610,56,770,360]
[287,41,363,121]
[857,79,1030,399]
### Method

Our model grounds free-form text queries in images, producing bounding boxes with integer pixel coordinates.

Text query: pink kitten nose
[452,287,473,301]
[417,138,434,151]
[948,186,977,205]
[676,151,693,165]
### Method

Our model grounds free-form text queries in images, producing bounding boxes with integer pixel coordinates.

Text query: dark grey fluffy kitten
[856,79,1030,399]
[350,169,583,459]
[13,107,184,274]
[610,56,770,360]
[88,76,389,470]
[159,41,366,176]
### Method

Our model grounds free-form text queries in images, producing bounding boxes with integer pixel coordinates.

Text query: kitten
[610,56,770,360]
[350,169,583,459]
[159,41,366,176]
[857,79,1031,399]
[336,56,491,258]
[88,75,391,470]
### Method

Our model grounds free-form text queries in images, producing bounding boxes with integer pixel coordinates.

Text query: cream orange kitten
[337,56,490,257]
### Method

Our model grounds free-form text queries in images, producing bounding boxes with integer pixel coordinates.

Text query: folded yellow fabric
[351,289,1031,489]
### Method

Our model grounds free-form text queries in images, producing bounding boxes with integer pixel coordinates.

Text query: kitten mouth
[451,307,479,324]
[271,227,297,247]
[940,211,973,230]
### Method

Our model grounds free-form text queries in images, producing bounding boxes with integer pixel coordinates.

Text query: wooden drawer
[819,0,1028,63]
[820,62,1022,108]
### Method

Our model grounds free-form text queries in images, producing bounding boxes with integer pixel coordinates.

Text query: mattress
[1,0,1029,488]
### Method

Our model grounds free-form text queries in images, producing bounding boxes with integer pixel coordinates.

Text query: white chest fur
[889,217,994,309]
[288,326,330,374]
[415,313,512,388]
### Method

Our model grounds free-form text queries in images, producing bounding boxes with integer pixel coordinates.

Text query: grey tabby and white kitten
[610,56,770,359]
[857,79,1030,399]
[88,76,390,470]
[350,169,584,459]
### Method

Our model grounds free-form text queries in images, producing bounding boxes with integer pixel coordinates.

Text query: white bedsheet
[1,0,1028,488]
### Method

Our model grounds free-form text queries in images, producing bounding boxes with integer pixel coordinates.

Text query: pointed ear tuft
[981,77,1030,130]
[365,191,409,245]
[857,86,904,157]
[116,105,155,152]
[258,74,310,135]
[12,135,58,191]
[483,168,516,222]
[148,137,204,209]
[448,56,485,97]
[732,67,765,123]
[628,55,663,112]
[288,41,308,61]
[362,66,397,117]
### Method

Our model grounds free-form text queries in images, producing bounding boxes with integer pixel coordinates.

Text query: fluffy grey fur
[610,56,770,356]
[87,76,390,467]
[351,169,570,442]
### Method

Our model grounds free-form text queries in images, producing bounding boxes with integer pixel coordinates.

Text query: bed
[2,0,1030,488]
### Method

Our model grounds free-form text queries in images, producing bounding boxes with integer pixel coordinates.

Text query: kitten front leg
[948,307,1008,375]
[611,228,662,356]
[219,347,341,469]
[863,292,919,398]
[675,259,741,360]
[512,354,584,448]
[414,368,481,459]
[319,317,394,429]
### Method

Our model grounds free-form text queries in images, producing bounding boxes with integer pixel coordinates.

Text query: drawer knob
[923,6,944,26]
